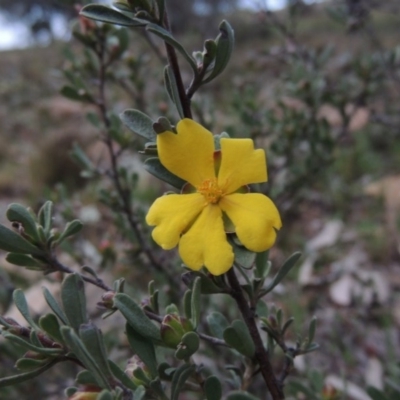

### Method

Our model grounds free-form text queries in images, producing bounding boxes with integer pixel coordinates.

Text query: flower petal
[157,119,216,187]
[179,204,234,276]
[218,138,267,194]
[219,193,282,252]
[146,193,205,250]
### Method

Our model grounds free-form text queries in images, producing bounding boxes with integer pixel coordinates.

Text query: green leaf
[262,252,302,295]
[42,287,68,324]
[223,320,255,358]
[61,326,111,390]
[6,204,41,243]
[79,323,113,380]
[76,370,99,386]
[144,158,186,189]
[164,65,184,118]
[207,312,229,340]
[0,359,58,388]
[113,293,160,342]
[255,250,270,279]
[108,360,137,391]
[13,289,40,330]
[182,271,223,294]
[0,224,45,256]
[39,314,64,344]
[133,386,146,400]
[226,391,259,400]
[2,332,63,356]
[232,242,256,269]
[171,364,195,400]
[57,220,83,244]
[61,274,87,333]
[70,142,94,172]
[307,316,317,344]
[16,357,50,371]
[38,201,53,236]
[6,253,45,269]
[203,20,234,84]
[190,277,201,329]
[80,4,147,27]
[97,390,114,400]
[175,332,199,360]
[146,23,197,73]
[126,323,158,377]
[204,375,222,400]
[120,109,156,141]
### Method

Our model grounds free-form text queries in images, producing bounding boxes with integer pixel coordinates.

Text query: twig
[226,268,284,400]
[93,29,180,291]
[48,256,112,292]
[144,310,228,347]
[163,12,193,119]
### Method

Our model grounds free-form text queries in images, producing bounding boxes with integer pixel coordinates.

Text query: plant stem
[93,29,180,291]
[226,268,284,400]
[163,12,192,119]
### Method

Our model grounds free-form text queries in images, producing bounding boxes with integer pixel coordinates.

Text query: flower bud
[160,314,194,348]
[125,355,151,386]
[322,384,339,400]
[68,385,101,400]
[98,291,116,309]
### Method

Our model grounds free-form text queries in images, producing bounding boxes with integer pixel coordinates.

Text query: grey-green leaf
[171,364,195,400]
[80,4,147,27]
[126,323,158,377]
[61,274,87,333]
[164,65,184,118]
[57,220,83,244]
[13,289,40,330]
[0,359,58,388]
[203,20,234,84]
[262,252,302,295]
[0,224,45,256]
[42,287,68,324]
[223,320,255,358]
[79,323,113,380]
[108,360,137,391]
[207,312,229,340]
[204,375,222,400]
[120,109,156,141]
[38,201,53,236]
[190,277,201,329]
[144,158,186,189]
[6,253,45,269]
[39,314,64,344]
[6,203,41,243]
[113,293,160,342]
[175,332,199,360]
[61,326,111,389]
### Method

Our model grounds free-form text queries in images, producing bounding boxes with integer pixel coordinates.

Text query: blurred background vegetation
[0,0,400,399]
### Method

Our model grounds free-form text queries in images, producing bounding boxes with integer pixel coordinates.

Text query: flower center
[197,178,223,204]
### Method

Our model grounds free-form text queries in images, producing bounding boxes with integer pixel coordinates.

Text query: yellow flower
[146,119,282,276]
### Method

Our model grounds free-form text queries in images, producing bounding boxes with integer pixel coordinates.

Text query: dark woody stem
[226,268,285,400]
[162,12,193,119]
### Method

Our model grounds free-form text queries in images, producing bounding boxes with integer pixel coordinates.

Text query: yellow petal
[219,193,282,252]
[179,204,234,276]
[218,138,267,194]
[157,119,216,187]
[146,193,205,250]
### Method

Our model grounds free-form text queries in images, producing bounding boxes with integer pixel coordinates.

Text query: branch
[226,268,284,400]
[93,29,180,291]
